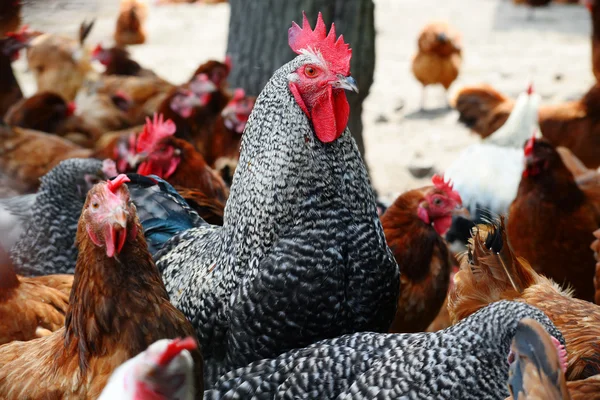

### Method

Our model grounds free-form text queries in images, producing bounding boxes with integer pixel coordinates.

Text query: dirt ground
[16,0,595,201]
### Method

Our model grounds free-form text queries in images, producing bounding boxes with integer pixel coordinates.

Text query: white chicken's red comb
[157,337,197,367]
[288,12,352,76]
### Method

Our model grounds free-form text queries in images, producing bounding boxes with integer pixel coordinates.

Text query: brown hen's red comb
[157,337,197,367]
[288,12,352,76]
[432,174,462,204]
[524,131,536,157]
[107,174,130,193]
[136,113,176,153]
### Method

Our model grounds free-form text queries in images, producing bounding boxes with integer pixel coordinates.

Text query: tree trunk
[226,0,375,161]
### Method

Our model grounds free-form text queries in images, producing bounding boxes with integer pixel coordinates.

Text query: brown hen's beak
[452,205,469,218]
[105,207,128,258]
[332,75,358,93]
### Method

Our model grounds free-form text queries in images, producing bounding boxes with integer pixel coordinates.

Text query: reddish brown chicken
[412,22,462,109]
[133,114,229,203]
[114,0,147,46]
[0,26,36,118]
[449,218,600,381]
[0,125,92,194]
[91,44,156,77]
[382,175,466,333]
[4,92,101,147]
[0,176,202,399]
[0,245,72,345]
[507,136,600,302]
[200,88,256,168]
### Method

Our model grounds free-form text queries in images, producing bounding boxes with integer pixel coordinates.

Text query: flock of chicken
[0,0,599,399]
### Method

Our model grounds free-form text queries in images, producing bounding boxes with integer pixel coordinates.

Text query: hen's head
[135,113,180,179]
[288,12,357,143]
[418,175,466,235]
[4,91,76,129]
[222,88,256,134]
[522,134,559,178]
[170,88,202,119]
[3,25,39,61]
[82,174,136,258]
[188,73,218,106]
[91,43,110,65]
[100,337,197,399]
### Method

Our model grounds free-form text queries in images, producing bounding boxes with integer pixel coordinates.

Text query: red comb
[6,25,29,41]
[527,82,534,95]
[432,174,462,204]
[106,174,130,193]
[157,337,197,367]
[66,102,76,117]
[288,12,352,76]
[232,88,245,101]
[92,43,103,57]
[136,113,176,153]
[524,131,536,156]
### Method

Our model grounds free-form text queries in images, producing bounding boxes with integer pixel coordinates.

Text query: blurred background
[12,0,595,200]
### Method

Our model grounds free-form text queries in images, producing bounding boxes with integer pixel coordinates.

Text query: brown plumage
[568,375,600,400]
[381,179,464,333]
[4,92,102,147]
[91,45,156,78]
[26,21,94,101]
[507,138,600,301]
[453,83,600,168]
[173,185,225,225]
[0,178,202,399]
[593,228,600,304]
[449,217,600,380]
[505,319,571,400]
[114,0,147,46]
[412,22,462,109]
[0,125,92,194]
[0,245,72,345]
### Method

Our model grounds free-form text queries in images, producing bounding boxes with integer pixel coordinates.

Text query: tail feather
[452,84,513,138]
[449,216,539,323]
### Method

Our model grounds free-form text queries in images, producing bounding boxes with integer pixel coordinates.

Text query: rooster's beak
[332,75,359,93]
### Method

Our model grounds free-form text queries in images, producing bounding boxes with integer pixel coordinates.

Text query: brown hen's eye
[91,202,99,210]
[305,66,318,78]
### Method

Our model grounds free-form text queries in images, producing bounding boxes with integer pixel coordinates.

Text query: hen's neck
[63,222,169,373]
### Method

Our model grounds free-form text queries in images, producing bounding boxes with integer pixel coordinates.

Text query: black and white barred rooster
[154,12,399,382]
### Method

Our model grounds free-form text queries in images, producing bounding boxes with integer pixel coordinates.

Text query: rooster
[382,175,466,333]
[449,217,600,380]
[412,21,462,110]
[444,84,540,245]
[507,136,600,302]
[204,301,562,399]
[99,337,197,400]
[0,175,203,399]
[154,13,399,383]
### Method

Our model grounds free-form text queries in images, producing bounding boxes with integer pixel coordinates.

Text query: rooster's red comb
[106,174,130,193]
[288,12,352,76]
[432,174,462,204]
[157,337,197,367]
[136,113,176,153]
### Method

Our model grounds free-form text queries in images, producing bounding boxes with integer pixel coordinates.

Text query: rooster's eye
[433,198,443,206]
[304,66,318,78]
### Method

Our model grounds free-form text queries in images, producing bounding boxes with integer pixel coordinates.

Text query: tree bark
[226,0,375,161]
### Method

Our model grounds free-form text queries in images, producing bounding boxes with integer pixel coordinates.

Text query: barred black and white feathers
[155,54,399,383]
[205,301,564,400]
[10,158,107,276]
